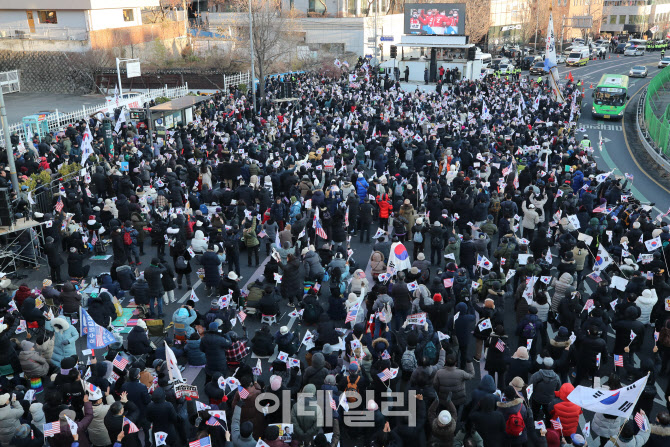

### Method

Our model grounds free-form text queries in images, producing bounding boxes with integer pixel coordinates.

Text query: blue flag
[81,308,116,349]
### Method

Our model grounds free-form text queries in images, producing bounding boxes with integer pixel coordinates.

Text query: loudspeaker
[467,47,477,61]
[0,188,12,227]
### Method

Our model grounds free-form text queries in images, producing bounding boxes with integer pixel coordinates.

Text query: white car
[659,57,670,68]
[629,65,648,77]
[624,46,645,56]
[557,54,566,64]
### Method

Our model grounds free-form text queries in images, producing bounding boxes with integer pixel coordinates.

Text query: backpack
[505,409,526,436]
[176,256,187,270]
[489,199,501,214]
[401,348,418,372]
[394,182,404,197]
[123,230,133,246]
[345,376,361,402]
[522,321,537,338]
[423,341,437,364]
[413,228,424,243]
[659,320,670,348]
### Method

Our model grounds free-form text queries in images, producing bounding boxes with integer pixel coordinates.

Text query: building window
[629,15,645,24]
[37,10,57,24]
[308,0,326,13]
[123,9,134,22]
[610,15,617,24]
[619,15,626,24]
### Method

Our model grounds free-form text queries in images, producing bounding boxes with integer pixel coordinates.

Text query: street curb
[635,88,670,173]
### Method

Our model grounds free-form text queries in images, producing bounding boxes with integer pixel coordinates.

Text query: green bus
[592,74,630,120]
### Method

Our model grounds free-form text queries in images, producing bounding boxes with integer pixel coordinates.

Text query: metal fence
[643,67,670,155]
[0,26,88,41]
[0,70,20,94]
[0,84,189,142]
[222,71,250,92]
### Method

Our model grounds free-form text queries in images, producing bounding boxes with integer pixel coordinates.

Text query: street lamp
[248,0,256,114]
[115,58,140,99]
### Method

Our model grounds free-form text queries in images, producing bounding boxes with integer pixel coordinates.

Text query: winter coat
[497,397,528,445]
[433,362,475,406]
[549,383,582,436]
[59,282,82,314]
[143,263,166,296]
[51,319,79,367]
[303,251,324,279]
[521,202,540,230]
[571,246,589,271]
[528,369,561,405]
[551,273,575,312]
[428,399,457,447]
[130,279,150,305]
[183,339,206,366]
[603,415,650,446]
[116,265,136,290]
[471,395,506,447]
[591,413,626,439]
[647,423,670,447]
[200,330,232,375]
[191,230,208,253]
[303,353,329,389]
[200,251,222,288]
[18,349,49,378]
[0,401,24,446]
[290,387,323,442]
[146,388,180,444]
[87,293,116,328]
[127,326,152,355]
[370,251,386,278]
[636,289,658,324]
[172,307,197,337]
[88,396,116,447]
[279,257,302,296]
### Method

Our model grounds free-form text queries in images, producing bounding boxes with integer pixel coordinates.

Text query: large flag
[81,308,116,349]
[114,108,127,133]
[544,13,565,103]
[417,175,424,202]
[165,341,184,383]
[81,122,94,163]
[567,375,649,418]
[387,242,412,272]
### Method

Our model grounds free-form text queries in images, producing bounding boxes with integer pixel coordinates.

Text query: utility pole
[248,0,256,114]
[0,88,19,192]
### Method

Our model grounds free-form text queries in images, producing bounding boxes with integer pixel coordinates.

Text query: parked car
[557,54,566,64]
[629,65,648,77]
[615,42,629,53]
[624,46,645,56]
[520,55,536,70]
[498,63,515,75]
[529,61,548,76]
[658,57,670,68]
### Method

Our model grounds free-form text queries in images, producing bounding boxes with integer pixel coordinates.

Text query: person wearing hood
[18,340,49,383]
[303,352,329,389]
[550,272,575,313]
[67,247,90,279]
[528,356,561,420]
[603,414,650,447]
[549,383,582,436]
[201,322,233,381]
[0,393,25,446]
[466,374,500,418]
[450,301,475,367]
[303,246,325,281]
[146,387,180,446]
[50,317,79,367]
[291,384,323,444]
[191,229,208,254]
[9,423,44,447]
[612,305,645,363]
[59,281,82,314]
[87,291,116,329]
[505,347,532,385]
[172,305,198,338]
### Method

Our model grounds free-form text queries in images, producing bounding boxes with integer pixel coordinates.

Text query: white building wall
[88,7,142,31]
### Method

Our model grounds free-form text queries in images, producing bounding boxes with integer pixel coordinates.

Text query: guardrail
[636,87,670,173]
[0,70,20,94]
[0,26,88,41]
[0,84,189,141]
[642,67,670,155]
[222,71,250,92]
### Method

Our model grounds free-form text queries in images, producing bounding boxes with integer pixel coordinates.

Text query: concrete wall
[0,10,88,29]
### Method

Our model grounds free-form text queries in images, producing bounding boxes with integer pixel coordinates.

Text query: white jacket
[190,230,208,253]
[636,289,658,325]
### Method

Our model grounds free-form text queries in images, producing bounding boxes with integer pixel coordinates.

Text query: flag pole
[611,372,650,445]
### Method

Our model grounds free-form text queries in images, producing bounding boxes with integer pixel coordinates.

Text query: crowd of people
[0,59,669,447]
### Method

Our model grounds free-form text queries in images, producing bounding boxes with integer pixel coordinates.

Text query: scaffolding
[0,219,46,278]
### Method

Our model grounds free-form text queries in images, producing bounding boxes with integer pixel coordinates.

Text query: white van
[566,48,590,66]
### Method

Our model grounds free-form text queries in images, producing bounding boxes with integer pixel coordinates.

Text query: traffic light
[390,45,397,58]
[467,47,476,61]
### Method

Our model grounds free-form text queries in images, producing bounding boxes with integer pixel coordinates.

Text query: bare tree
[233,0,302,104]
[519,0,550,47]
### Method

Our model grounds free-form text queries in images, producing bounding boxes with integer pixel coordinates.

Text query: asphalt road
[10,54,670,445]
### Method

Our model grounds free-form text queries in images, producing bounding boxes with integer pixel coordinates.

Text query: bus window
[593,87,626,107]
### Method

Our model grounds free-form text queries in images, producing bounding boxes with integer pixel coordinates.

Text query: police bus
[591,74,629,120]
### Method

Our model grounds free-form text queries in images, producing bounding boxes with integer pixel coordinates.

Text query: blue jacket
[50,320,79,367]
[356,177,369,203]
[184,339,206,366]
[172,307,198,337]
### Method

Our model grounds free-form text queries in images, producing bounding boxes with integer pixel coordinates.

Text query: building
[0,0,186,53]
[599,0,670,39]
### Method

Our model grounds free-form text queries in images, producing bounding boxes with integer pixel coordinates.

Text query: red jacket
[376,194,393,218]
[550,383,582,436]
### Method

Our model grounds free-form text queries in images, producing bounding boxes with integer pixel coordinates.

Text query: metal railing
[0,84,189,141]
[222,71,250,92]
[642,67,670,155]
[0,26,88,41]
[0,70,20,94]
